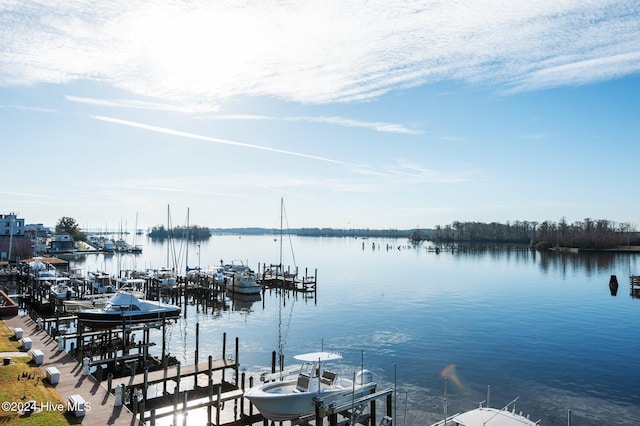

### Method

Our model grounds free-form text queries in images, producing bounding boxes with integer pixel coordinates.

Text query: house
[0,213,30,262]
[48,233,75,253]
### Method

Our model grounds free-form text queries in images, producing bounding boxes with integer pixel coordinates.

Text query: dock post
[240,372,246,416]
[222,332,227,358]
[222,332,227,382]
[182,391,188,426]
[144,368,149,403]
[162,320,166,361]
[208,355,213,425]
[176,362,181,393]
[172,386,178,426]
[216,385,222,426]
[195,322,199,374]
[163,356,168,395]
[115,383,123,406]
[235,336,240,386]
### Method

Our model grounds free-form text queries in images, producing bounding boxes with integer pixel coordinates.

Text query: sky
[1,1,639,232]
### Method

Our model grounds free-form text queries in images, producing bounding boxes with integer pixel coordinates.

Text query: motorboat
[227,270,261,295]
[244,351,376,421]
[88,271,116,294]
[430,391,540,426]
[49,277,76,299]
[152,268,177,289]
[76,291,181,329]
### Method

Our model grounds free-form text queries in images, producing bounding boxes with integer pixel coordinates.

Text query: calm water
[67,235,640,425]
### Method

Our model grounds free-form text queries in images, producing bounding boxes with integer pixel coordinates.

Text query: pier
[257,263,318,293]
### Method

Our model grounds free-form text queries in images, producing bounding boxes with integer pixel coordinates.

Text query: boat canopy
[293,352,342,362]
[107,291,141,305]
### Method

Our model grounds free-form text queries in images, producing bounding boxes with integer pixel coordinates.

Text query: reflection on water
[66,236,640,426]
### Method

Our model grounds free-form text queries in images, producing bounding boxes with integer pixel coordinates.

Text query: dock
[257,263,318,292]
[0,262,397,425]
[2,313,143,425]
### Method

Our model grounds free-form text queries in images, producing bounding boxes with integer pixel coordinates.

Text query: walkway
[2,313,142,426]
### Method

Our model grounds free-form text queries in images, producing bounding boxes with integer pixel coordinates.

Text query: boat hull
[77,309,181,329]
[245,380,376,421]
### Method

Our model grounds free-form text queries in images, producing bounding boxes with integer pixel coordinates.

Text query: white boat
[76,291,181,329]
[152,268,177,289]
[116,277,146,298]
[244,351,376,421]
[430,392,540,426]
[49,277,76,299]
[228,270,261,295]
[88,271,116,294]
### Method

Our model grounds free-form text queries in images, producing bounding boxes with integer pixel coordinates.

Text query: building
[0,213,24,237]
[48,233,75,253]
[0,213,30,262]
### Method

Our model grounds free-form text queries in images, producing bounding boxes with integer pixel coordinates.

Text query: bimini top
[450,407,540,426]
[293,352,342,362]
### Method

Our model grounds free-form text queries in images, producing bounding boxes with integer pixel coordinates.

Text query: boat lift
[306,387,395,426]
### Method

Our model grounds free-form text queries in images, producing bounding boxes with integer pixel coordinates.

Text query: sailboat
[152,205,177,290]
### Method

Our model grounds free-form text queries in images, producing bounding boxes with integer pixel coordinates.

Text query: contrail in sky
[93,115,355,166]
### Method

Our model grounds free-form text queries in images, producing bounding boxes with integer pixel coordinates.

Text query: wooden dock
[257,264,318,292]
[2,313,143,425]
[123,357,237,388]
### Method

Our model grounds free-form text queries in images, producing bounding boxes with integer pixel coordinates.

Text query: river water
[65,234,640,425]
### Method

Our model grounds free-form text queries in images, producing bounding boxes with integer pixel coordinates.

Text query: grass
[0,321,77,425]
[0,321,22,352]
[0,357,71,425]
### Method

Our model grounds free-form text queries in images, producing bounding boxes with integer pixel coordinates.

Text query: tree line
[424,218,638,249]
[148,225,212,240]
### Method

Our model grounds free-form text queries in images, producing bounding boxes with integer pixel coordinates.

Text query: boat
[244,351,376,421]
[430,401,541,426]
[222,260,261,294]
[76,291,181,329]
[151,267,177,289]
[88,271,116,294]
[228,269,261,295]
[430,386,540,426]
[116,277,146,298]
[49,277,76,299]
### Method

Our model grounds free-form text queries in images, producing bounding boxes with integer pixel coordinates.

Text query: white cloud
[1,1,638,104]
[65,95,220,114]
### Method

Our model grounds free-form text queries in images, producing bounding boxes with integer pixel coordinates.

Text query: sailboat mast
[279,198,284,274]
[166,204,170,268]
[185,207,190,273]
[278,198,284,372]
